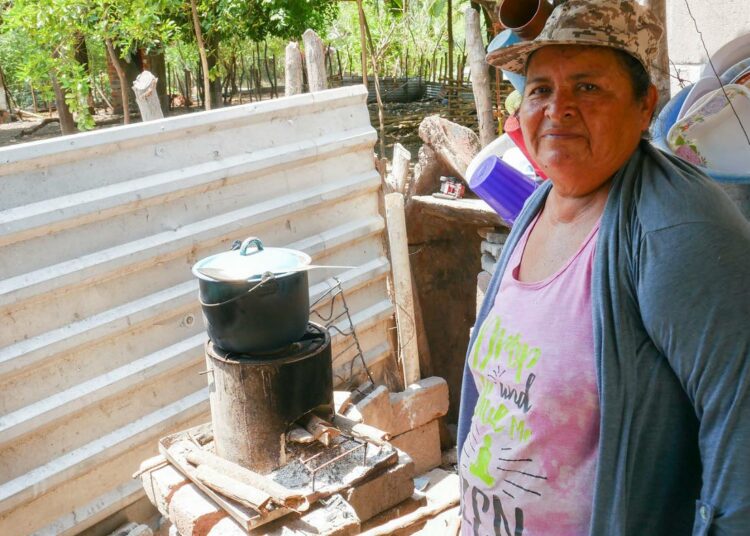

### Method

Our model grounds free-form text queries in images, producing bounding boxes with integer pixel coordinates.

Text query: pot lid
[192,237,311,282]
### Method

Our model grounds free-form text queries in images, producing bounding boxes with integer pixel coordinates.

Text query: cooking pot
[192,237,311,354]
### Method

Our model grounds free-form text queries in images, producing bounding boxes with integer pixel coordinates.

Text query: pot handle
[198,271,276,307]
[239,237,264,256]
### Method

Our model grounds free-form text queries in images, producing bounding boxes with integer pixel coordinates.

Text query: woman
[457,1,750,535]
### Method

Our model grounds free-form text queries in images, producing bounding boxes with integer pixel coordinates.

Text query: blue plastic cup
[469,155,537,225]
[487,29,526,93]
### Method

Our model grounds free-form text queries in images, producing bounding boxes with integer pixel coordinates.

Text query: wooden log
[333,413,391,444]
[194,464,272,514]
[385,193,420,387]
[160,441,281,532]
[185,447,310,511]
[465,7,495,147]
[285,42,304,96]
[132,70,164,122]
[302,29,327,91]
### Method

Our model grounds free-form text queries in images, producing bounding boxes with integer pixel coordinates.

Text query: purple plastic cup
[468,155,537,225]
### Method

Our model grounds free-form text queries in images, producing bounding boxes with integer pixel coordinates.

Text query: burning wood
[302,413,341,446]
[287,424,317,444]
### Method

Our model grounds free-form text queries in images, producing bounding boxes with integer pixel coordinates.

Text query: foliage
[0,0,485,131]
[0,0,339,130]
[330,0,474,78]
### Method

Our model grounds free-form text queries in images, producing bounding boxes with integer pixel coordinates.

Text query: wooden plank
[385,193,420,387]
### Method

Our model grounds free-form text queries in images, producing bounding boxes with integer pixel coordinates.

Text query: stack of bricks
[343,377,449,476]
[477,227,509,311]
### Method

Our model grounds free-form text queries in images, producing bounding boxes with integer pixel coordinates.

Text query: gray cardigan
[457,141,750,535]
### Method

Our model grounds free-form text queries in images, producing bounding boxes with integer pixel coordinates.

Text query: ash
[271,436,394,493]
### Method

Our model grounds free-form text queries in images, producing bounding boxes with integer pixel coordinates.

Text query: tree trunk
[465,6,495,146]
[0,65,11,124]
[105,38,130,124]
[147,51,169,114]
[356,0,368,86]
[30,83,39,114]
[447,0,454,85]
[285,42,304,96]
[184,69,192,106]
[74,32,96,115]
[302,30,328,92]
[207,34,223,108]
[190,0,212,110]
[50,71,76,134]
[362,11,386,159]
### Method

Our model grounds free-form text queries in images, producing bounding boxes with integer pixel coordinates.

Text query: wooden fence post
[133,70,165,122]
[302,29,328,92]
[285,42,304,96]
[465,7,495,147]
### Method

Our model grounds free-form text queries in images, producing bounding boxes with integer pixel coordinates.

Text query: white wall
[0,86,396,535]
[667,0,750,92]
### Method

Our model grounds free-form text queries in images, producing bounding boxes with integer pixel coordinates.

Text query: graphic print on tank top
[460,215,601,536]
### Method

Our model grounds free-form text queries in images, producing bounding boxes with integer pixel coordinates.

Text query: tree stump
[285,42,304,97]
[133,70,164,122]
[302,29,328,92]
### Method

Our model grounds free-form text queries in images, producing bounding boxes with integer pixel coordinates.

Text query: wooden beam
[385,193,421,387]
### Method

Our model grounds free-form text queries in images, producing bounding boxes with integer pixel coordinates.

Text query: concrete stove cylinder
[205,322,333,474]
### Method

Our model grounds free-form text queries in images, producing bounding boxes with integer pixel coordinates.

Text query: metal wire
[310,277,374,386]
[683,0,750,146]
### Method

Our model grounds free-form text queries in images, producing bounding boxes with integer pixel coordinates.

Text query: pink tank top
[460,213,601,536]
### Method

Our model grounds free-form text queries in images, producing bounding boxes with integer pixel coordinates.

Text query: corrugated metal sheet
[0,85,396,535]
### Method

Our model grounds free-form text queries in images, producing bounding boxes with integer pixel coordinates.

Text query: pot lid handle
[239,237,264,256]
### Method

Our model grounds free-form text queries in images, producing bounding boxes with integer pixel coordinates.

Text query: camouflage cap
[486,0,664,75]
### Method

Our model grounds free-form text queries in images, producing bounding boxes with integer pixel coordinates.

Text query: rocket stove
[205,322,334,475]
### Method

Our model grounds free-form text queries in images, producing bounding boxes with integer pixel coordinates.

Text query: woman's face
[519,46,657,197]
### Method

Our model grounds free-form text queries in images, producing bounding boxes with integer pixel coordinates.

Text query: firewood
[185,447,310,512]
[194,464,272,514]
[160,441,283,531]
[333,413,391,444]
[302,413,340,447]
[287,424,316,444]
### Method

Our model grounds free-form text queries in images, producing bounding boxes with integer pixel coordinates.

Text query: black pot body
[198,270,310,353]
